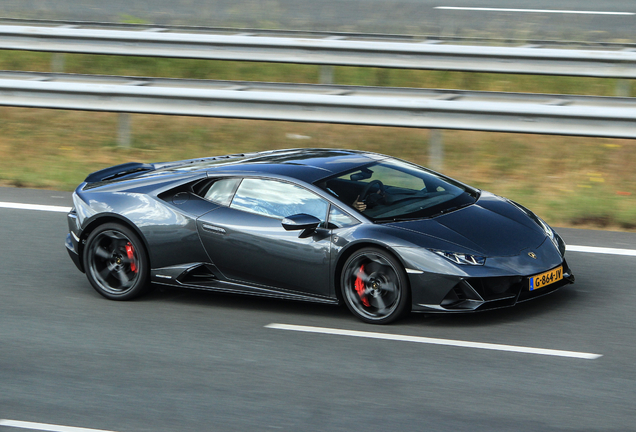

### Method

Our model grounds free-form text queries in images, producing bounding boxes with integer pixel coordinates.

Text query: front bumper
[410,259,574,313]
[65,232,84,272]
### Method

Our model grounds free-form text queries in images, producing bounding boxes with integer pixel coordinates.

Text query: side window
[230,178,329,221]
[328,206,358,229]
[204,178,241,206]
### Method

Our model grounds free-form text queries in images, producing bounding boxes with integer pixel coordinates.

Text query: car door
[197,177,333,297]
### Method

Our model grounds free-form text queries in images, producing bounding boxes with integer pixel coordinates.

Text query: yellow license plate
[529,266,563,291]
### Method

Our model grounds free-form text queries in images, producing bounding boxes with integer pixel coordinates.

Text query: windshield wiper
[428,201,474,218]
[373,216,423,223]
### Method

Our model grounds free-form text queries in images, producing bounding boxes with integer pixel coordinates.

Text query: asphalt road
[0,0,634,39]
[1,186,636,432]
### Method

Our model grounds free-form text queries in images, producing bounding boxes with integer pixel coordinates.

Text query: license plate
[529,266,563,291]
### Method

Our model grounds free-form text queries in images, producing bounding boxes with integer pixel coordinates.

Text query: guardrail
[3,17,636,49]
[1,20,633,168]
[1,23,636,78]
[1,71,634,139]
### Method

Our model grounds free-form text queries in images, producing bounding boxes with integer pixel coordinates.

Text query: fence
[0,20,634,169]
[1,71,634,137]
[0,23,635,79]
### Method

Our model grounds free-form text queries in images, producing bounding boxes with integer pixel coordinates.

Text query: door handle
[202,224,226,235]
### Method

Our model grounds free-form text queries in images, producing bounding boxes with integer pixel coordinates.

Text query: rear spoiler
[83,152,256,184]
[84,162,155,183]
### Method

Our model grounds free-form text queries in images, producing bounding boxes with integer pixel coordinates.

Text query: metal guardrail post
[429,129,443,171]
[51,53,65,72]
[319,66,334,84]
[616,79,632,97]
[117,113,131,148]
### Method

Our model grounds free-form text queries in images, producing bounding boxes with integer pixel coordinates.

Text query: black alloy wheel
[83,223,149,300]
[341,247,410,324]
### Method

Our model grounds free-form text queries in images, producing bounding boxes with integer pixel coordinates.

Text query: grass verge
[0,107,634,230]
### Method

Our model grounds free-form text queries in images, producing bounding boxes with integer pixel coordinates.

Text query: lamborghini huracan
[66,148,574,323]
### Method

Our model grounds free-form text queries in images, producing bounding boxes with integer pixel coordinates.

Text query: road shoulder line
[0,202,71,213]
[566,245,636,256]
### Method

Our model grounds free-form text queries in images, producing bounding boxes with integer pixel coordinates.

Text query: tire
[83,222,149,300]
[341,247,410,324]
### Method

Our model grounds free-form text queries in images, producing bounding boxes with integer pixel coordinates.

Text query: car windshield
[317,158,479,222]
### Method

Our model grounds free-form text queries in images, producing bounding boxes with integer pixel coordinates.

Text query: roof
[162,148,389,183]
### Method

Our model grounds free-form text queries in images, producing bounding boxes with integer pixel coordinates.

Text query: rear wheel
[341,247,410,324]
[83,223,149,300]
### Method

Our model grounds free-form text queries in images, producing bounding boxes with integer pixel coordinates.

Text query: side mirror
[282,214,321,231]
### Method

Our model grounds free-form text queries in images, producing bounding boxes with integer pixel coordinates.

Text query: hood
[386,192,546,257]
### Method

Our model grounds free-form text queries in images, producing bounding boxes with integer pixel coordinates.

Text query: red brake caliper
[355,265,370,307]
[125,242,137,273]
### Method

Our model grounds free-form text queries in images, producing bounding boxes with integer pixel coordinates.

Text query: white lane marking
[266,324,602,360]
[567,245,636,257]
[434,6,635,15]
[0,202,71,213]
[0,419,117,432]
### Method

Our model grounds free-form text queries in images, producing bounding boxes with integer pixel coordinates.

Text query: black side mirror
[282,213,321,231]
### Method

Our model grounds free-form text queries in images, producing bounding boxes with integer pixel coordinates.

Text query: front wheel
[83,223,149,300]
[341,247,410,324]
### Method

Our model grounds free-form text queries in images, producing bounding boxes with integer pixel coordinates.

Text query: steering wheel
[360,180,385,201]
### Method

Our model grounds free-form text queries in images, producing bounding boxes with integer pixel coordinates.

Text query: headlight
[536,216,564,252]
[432,250,486,266]
[536,216,555,241]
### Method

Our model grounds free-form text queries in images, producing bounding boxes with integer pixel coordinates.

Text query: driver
[353,195,367,212]
[353,190,385,212]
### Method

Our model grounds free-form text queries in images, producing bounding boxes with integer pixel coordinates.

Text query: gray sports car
[66,148,574,323]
